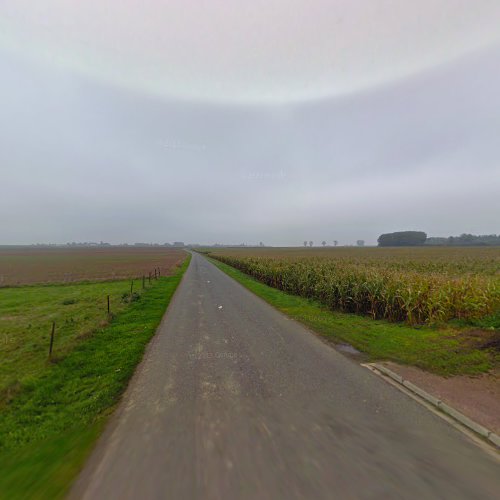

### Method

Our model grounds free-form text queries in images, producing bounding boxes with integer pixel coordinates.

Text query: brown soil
[0,247,186,286]
[455,329,500,352]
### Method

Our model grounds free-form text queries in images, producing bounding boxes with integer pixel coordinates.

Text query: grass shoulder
[1,279,146,403]
[0,255,190,499]
[209,257,496,377]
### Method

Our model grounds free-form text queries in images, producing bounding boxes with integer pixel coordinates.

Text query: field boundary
[68,253,193,497]
[0,254,191,499]
[204,253,500,454]
[205,255,495,376]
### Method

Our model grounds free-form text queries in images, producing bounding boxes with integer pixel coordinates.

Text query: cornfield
[209,248,500,325]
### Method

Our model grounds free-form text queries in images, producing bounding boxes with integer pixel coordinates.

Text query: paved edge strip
[363,363,499,450]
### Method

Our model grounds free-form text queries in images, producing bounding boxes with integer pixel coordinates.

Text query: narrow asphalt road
[71,252,499,499]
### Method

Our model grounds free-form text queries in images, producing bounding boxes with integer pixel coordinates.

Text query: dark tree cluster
[377,231,427,247]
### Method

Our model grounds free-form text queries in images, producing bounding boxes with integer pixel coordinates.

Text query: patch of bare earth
[0,247,186,285]
[383,361,500,435]
[456,329,500,352]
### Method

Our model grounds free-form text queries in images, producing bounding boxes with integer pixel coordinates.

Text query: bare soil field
[0,247,186,286]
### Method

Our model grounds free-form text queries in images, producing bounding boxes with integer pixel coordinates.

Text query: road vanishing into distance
[72,252,499,499]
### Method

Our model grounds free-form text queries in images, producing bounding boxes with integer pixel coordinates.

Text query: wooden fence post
[49,321,55,358]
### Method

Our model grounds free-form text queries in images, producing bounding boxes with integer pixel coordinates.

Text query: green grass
[0,279,147,404]
[210,258,496,376]
[453,310,500,330]
[0,255,190,499]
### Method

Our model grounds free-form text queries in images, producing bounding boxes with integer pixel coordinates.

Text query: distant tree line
[377,231,500,247]
[425,234,500,247]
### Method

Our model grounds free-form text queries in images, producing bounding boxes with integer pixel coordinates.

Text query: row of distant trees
[304,241,338,247]
[425,234,500,246]
[377,231,500,247]
[303,240,365,247]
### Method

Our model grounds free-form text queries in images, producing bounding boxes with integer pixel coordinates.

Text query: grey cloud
[1,45,499,245]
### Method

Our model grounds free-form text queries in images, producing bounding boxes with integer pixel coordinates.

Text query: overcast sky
[1,1,499,245]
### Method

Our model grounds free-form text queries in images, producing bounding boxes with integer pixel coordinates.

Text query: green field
[1,280,142,406]
[0,256,189,499]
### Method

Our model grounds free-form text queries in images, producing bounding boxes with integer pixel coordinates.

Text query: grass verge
[1,279,149,403]
[0,255,190,499]
[209,257,497,376]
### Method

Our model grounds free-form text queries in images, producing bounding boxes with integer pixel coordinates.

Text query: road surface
[71,252,499,499]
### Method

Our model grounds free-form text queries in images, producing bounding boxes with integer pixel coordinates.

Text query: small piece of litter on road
[218,305,223,309]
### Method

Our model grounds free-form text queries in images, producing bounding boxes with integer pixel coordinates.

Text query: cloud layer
[1,43,499,245]
[2,1,500,102]
[1,2,499,245]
